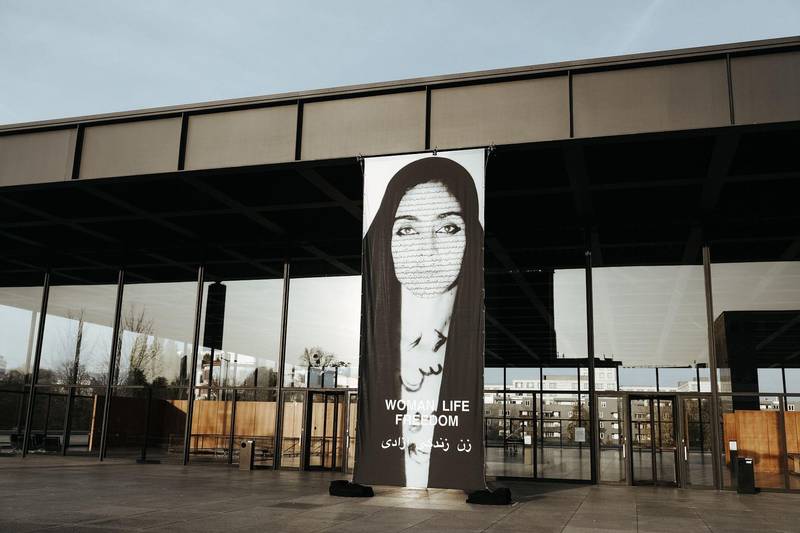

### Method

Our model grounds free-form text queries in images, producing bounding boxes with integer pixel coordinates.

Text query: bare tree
[114,306,163,386]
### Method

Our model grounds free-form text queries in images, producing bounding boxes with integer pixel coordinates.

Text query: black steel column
[99,269,125,460]
[183,265,205,465]
[273,261,291,469]
[702,246,723,490]
[21,270,51,457]
[586,250,599,484]
[227,389,237,465]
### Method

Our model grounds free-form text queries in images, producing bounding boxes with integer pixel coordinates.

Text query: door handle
[684,445,688,461]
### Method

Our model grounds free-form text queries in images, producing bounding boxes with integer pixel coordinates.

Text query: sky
[0,1,798,125]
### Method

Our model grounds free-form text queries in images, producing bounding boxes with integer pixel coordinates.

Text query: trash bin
[240,440,255,471]
[736,457,756,494]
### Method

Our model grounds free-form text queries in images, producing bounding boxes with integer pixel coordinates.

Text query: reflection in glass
[284,276,361,388]
[593,266,709,396]
[0,285,42,448]
[196,279,283,390]
[38,283,118,386]
[712,261,800,399]
[117,281,199,387]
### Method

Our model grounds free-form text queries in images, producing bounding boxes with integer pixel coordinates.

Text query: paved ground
[0,457,798,532]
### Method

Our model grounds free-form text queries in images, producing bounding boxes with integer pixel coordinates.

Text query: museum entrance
[304,391,346,471]
[629,395,677,486]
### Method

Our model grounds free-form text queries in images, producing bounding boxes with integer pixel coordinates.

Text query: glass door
[629,396,677,485]
[680,397,714,487]
[598,396,626,483]
[345,393,357,474]
[278,391,304,468]
[305,392,345,471]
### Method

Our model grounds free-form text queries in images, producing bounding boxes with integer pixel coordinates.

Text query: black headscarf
[354,156,485,490]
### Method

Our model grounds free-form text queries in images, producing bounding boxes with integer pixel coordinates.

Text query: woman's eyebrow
[394,215,418,221]
[437,211,463,219]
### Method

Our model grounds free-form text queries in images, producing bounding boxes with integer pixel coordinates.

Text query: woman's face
[391,180,466,298]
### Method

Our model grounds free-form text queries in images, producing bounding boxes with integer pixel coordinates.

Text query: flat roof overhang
[0,36,798,368]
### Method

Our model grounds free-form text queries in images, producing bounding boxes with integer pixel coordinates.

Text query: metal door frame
[304,390,345,472]
[628,394,679,487]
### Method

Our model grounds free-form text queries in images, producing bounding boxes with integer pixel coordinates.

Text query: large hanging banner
[354,149,486,490]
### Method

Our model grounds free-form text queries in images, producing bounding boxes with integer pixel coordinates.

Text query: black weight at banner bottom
[466,488,512,505]
[329,480,374,498]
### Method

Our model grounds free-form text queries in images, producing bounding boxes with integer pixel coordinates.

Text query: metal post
[273,261,291,469]
[183,265,205,465]
[702,246,723,490]
[134,386,152,463]
[228,389,237,464]
[99,269,125,461]
[22,270,51,457]
[586,250,599,484]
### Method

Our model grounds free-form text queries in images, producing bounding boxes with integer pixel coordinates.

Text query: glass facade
[5,256,796,489]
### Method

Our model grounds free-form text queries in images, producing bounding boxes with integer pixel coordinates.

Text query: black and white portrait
[355,150,485,491]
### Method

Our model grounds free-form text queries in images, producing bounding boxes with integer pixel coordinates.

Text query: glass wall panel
[25,385,105,456]
[711,261,800,399]
[189,387,236,462]
[619,368,656,392]
[38,279,118,387]
[196,279,283,390]
[594,367,618,392]
[234,389,277,466]
[484,367,504,390]
[542,367,577,391]
[506,368,539,390]
[539,393,590,480]
[593,265,709,388]
[117,281,199,387]
[105,386,188,462]
[284,276,361,389]
[659,367,699,393]
[719,395,785,489]
[0,285,42,451]
[786,396,800,489]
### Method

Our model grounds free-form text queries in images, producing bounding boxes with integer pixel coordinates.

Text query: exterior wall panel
[430,77,569,148]
[301,91,426,160]
[731,51,800,125]
[79,118,182,179]
[573,60,731,137]
[0,129,75,186]
[184,105,297,170]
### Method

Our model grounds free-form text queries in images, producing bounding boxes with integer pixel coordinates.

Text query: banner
[354,149,486,490]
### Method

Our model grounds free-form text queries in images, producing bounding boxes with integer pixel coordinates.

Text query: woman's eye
[436,224,462,235]
[395,226,418,236]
